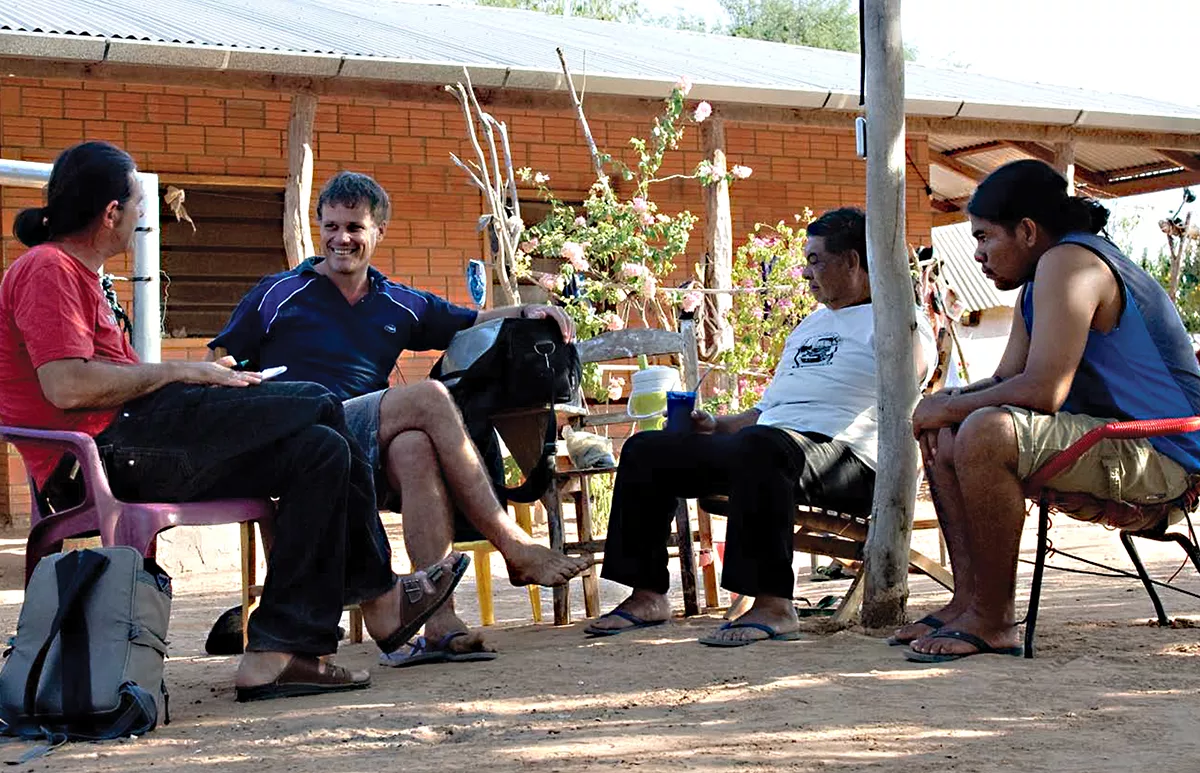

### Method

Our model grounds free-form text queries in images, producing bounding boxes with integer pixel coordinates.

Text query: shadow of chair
[537,318,701,626]
[1021,416,1200,657]
[0,426,275,645]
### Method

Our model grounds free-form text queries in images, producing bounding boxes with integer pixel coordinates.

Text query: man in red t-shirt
[0,140,468,701]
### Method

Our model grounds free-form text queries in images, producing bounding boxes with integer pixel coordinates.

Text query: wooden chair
[697,496,954,622]
[540,318,702,625]
[1021,416,1200,657]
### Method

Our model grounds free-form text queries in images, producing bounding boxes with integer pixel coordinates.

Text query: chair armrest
[1024,416,1200,494]
[0,426,120,516]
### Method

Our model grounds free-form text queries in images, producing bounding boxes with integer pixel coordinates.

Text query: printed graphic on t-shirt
[794,333,840,367]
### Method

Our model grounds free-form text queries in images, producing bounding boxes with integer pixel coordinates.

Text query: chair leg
[543,488,571,626]
[1119,531,1170,626]
[240,522,257,651]
[574,488,600,620]
[674,499,700,617]
[1024,498,1052,659]
[1161,530,1200,575]
[513,503,543,623]
[475,548,495,626]
[696,503,719,609]
[348,607,364,644]
[830,571,866,625]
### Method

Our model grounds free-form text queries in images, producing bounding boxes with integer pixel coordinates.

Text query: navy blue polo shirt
[208,258,478,400]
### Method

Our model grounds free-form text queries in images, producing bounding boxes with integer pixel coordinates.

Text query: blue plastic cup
[665,390,698,432]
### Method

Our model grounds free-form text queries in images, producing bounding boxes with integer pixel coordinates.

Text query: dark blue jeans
[94,381,396,656]
[601,425,875,600]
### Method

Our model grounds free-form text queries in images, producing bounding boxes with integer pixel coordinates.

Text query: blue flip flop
[904,629,1024,663]
[698,621,803,648]
[885,614,946,646]
[584,608,667,637]
[379,631,499,668]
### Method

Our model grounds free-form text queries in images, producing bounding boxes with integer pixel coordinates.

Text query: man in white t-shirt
[586,207,937,646]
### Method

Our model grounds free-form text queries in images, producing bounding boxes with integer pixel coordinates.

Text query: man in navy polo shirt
[209,171,589,665]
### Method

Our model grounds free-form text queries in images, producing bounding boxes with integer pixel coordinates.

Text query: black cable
[1018,547,1200,602]
[858,0,866,107]
[906,151,934,197]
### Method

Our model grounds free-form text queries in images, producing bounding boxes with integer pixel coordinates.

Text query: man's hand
[522,305,575,343]
[911,391,958,438]
[176,356,262,387]
[690,408,719,434]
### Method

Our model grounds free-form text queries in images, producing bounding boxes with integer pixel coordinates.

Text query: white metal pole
[132,172,161,363]
[0,159,51,187]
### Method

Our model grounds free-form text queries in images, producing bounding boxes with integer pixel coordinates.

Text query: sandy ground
[0,504,1197,772]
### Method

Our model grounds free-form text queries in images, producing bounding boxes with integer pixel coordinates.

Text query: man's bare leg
[891,425,976,643]
[911,408,1025,656]
[377,381,589,586]
[387,431,491,653]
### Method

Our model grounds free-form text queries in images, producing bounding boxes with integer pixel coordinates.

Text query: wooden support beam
[1003,141,1112,191]
[930,150,986,183]
[1101,169,1200,197]
[700,116,734,358]
[1053,140,1076,196]
[930,197,960,213]
[283,93,317,268]
[861,0,916,628]
[932,210,967,227]
[1154,149,1200,171]
[4,56,1200,149]
[944,140,1004,158]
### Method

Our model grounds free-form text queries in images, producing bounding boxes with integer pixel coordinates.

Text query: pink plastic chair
[0,426,274,585]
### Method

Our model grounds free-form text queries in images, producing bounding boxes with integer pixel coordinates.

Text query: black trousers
[93,381,396,656]
[601,425,875,600]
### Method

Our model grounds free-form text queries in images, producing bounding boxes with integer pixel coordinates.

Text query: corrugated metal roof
[2,0,1200,125]
[932,222,1020,312]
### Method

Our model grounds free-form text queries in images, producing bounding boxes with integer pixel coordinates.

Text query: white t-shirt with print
[754,303,937,470]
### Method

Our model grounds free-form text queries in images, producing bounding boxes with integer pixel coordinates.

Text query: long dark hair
[967,159,1109,238]
[13,141,137,247]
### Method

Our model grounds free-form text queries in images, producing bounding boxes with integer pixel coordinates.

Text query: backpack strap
[23,550,110,719]
[502,414,557,504]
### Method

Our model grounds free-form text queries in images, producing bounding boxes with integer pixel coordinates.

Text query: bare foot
[908,611,1020,657]
[360,552,467,646]
[889,604,963,645]
[586,589,671,633]
[504,542,592,587]
[702,597,799,645]
[424,606,496,655]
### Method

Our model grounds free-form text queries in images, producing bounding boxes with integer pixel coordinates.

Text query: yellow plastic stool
[454,502,543,626]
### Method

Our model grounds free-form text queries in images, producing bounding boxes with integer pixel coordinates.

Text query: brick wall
[0,76,933,525]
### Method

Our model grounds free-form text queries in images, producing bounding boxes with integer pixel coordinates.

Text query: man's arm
[38,356,261,411]
[912,245,1113,435]
[477,304,575,343]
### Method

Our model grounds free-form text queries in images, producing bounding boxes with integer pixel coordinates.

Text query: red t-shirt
[0,244,139,486]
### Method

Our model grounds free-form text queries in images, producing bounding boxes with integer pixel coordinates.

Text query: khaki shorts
[1005,407,1190,528]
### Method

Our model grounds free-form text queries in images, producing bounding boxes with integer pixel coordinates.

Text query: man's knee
[386,430,436,471]
[383,380,456,419]
[954,407,1018,469]
[733,425,792,468]
[292,424,352,473]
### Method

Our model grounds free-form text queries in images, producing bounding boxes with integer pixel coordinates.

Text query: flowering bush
[515,79,751,399]
[707,213,818,413]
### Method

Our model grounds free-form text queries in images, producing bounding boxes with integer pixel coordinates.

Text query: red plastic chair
[0,427,274,586]
[1021,416,1200,657]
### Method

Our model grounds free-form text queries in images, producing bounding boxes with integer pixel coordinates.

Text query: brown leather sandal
[235,655,370,702]
[376,552,471,655]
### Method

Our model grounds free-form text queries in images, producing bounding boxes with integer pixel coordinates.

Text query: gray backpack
[0,547,171,753]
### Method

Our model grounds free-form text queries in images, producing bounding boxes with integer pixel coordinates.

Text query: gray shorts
[343,389,386,470]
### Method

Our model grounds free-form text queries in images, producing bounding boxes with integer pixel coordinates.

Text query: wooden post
[861,0,919,629]
[283,92,317,268]
[1053,140,1076,196]
[700,117,735,357]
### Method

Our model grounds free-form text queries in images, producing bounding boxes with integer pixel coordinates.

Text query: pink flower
[693,101,712,123]
[641,212,656,226]
[602,312,625,332]
[675,75,693,96]
[730,165,752,179]
[574,215,587,227]
[534,172,550,184]
[751,236,768,249]
[740,277,755,288]
[561,241,589,271]
[788,266,804,280]
[606,376,625,402]
[631,197,649,214]
[681,290,703,313]
[621,262,649,279]
[750,306,764,320]
[536,273,559,292]
[643,275,658,298]
[777,297,794,311]
[519,238,539,253]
